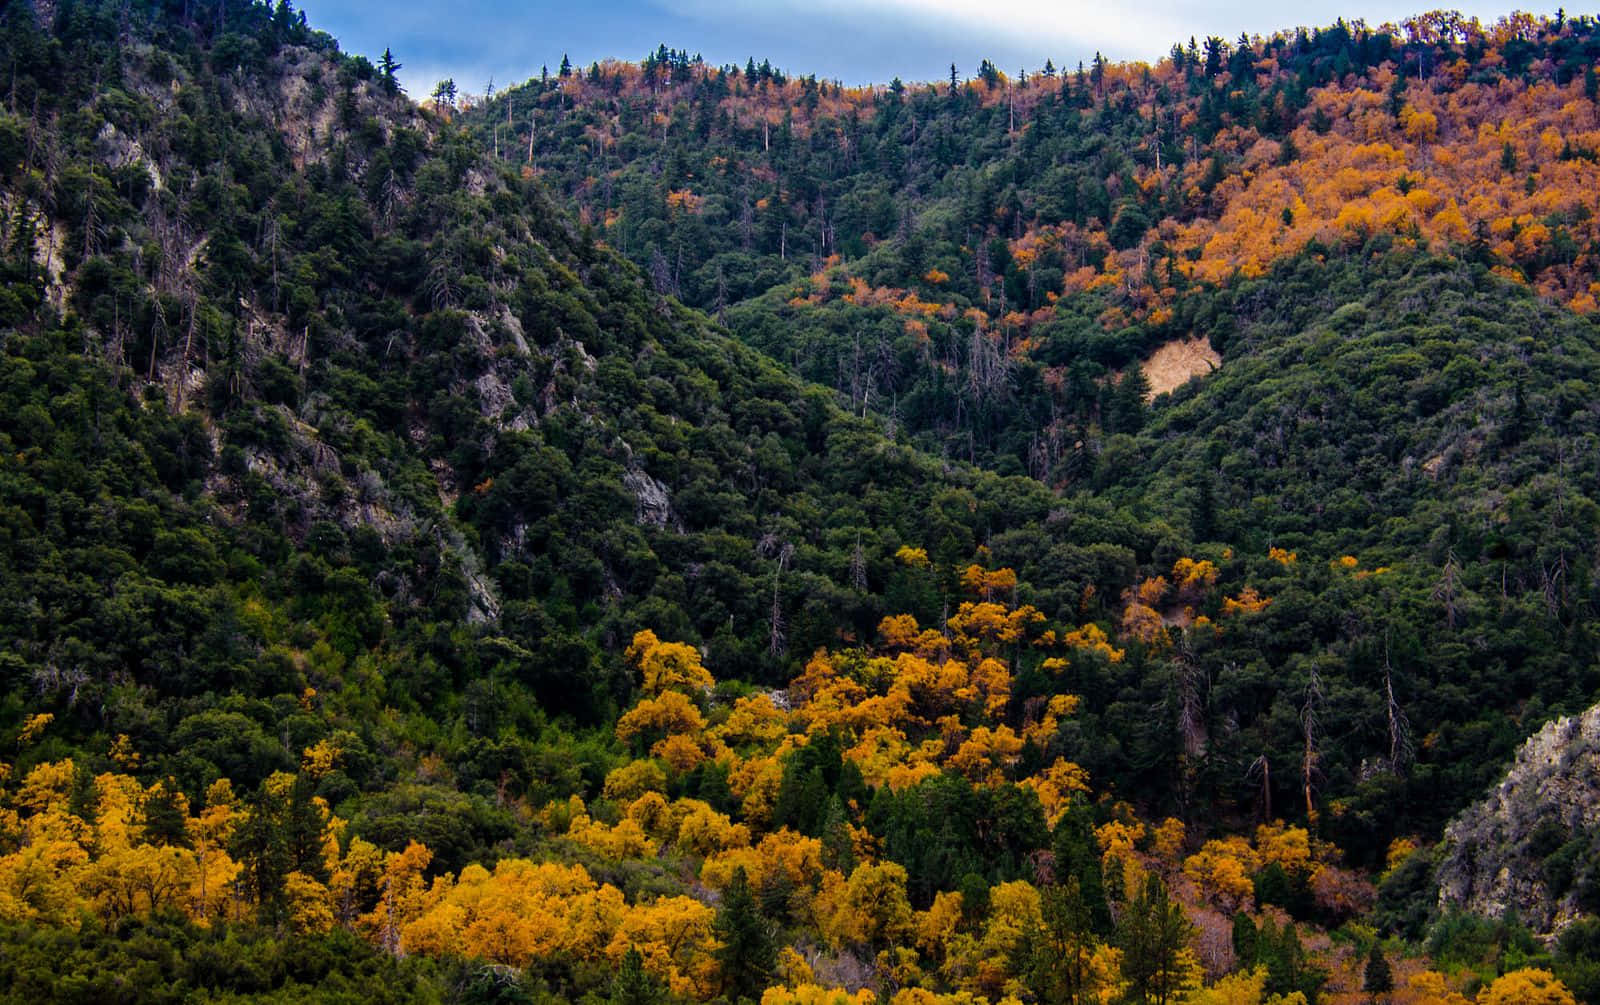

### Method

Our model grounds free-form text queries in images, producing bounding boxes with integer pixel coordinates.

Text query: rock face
[1436,703,1600,935]
[624,468,681,531]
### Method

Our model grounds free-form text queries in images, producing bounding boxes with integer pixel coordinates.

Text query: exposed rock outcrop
[624,467,681,531]
[1436,703,1600,935]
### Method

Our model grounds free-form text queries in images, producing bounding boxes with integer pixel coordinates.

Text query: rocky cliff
[1436,703,1600,935]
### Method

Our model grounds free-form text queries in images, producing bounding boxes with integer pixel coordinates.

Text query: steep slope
[1436,700,1600,935]
[1061,250,1600,861]
[461,25,1600,857]
[8,0,1600,865]
[6,3,1600,1001]
[0,0,1062,844]
[462,14,1600,476]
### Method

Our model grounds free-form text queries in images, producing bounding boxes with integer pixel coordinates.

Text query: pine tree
[1258,918,1327,1001]
[1231,911,1258,970]
[140,779,191,848]
[1052,798,1111,935]
[1364,944,1394,998]
[820,795,856,873]
[378,47,401,92]
[232,788,290,917]
[714,867,777,1002]
[1026,878,1102,1005]
[67,762,100,823]
[559,53,572,78]
[284,772,328,881]
[1118,874,1195,1005]
[612,946,666,1005]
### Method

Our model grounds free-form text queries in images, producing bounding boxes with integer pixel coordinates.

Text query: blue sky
[298,0,1552,99]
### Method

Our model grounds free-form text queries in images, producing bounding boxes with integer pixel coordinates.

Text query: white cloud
[307,0,1563,97]
[662,0,1556,65]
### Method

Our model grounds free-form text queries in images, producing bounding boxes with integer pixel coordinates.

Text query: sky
[297,0,1555,99]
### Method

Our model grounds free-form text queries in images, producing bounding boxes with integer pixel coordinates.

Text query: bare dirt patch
[1141,336,1221,400]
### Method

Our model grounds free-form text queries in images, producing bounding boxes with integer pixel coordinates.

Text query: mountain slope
[0,0,1061,830]
[1437,699,1600,935]
[463,14,1600,477]
[1074,250,1600,859]
[5,2,1600,1002]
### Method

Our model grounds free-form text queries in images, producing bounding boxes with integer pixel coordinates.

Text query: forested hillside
[2,1,1600,1003]
[466,15,1600,472]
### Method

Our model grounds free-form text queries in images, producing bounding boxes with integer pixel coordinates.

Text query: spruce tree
[1364,944,1394,998]
[1118,874,1195,1005]
[612,946,666,1005]
[1231,911,1258,970]
[714,867,777,1002]
[1052,798,1111,935]
[378,47,401,92]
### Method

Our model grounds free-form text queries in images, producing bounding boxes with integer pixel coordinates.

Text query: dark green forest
[2,0,1600,1002]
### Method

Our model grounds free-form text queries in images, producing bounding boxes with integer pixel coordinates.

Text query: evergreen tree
[1363,944,1394,998]
[1105,368,1150,434]
[820,795,856,873]
[760,869,797,926]
[612,946,667,1005]
[378,46,402,92]
[1258,918,1327,1002]
[285,772,329,881]
[1026,878,1103,1005]
[67,763,100,824]
[1231,911,1258,971]
[1052,799,1111,935]
[714,867,777,1003]
[140,779,192,848]
[232,789,290,917]
[1118,874,1195,1005]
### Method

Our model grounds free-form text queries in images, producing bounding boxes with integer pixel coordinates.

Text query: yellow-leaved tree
[1475,970,1576,1005]
[628,629,715,695]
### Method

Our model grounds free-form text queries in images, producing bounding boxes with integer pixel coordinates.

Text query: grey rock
[1436,702,1600,936]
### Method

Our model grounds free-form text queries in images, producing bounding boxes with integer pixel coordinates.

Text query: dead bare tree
[1301,665,1324,828]
[1174,635,1208,819]
[1382,636,1413,773]
[849,533,868,592]
[1246,754,1272,822]
[1433,549,1462,629]
[757,534,793,658]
